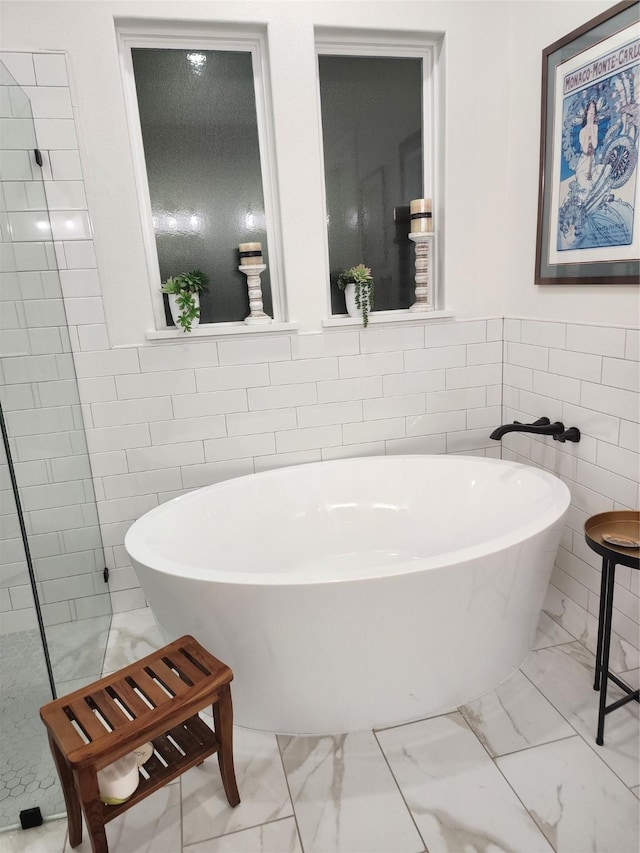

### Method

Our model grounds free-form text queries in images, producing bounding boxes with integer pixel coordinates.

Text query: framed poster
[536,0,640,284]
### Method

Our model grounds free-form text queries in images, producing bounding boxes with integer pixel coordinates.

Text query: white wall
[0,0,520,344]
[4,1,624,335]
[505,0,638,323]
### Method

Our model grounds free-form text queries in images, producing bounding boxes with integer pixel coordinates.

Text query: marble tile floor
[2,607,638,853]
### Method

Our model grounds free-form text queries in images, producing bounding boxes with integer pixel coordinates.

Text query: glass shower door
[0,57,112,829]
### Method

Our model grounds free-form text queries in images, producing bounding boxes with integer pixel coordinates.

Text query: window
[316,35,437,316]
[119,26,283,330]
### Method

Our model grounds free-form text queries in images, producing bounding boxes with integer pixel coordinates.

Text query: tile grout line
[488,730,581,762]
[275,734,306,853]
[454,696,569,853]
[371,728,428,853]
[181,815,298,851]
[453,684,566,853]
[373,703,465,736]
[486,735,565,853]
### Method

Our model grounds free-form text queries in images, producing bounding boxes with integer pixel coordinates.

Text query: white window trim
[322,310,454,330]
[145,320,299,342]
[314,28,443,318]
[117,21,287,335]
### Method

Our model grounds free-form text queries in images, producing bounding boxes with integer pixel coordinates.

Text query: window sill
[322,309,454,329]
[146,321,299,341]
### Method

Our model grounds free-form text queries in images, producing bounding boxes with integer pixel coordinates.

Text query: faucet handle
[555,426,581,443]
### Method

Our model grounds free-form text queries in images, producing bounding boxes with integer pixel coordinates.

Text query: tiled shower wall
[502,318,640,669]
[0,52,109,633]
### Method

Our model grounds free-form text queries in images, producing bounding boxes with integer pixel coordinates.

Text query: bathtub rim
[124,454,571,586]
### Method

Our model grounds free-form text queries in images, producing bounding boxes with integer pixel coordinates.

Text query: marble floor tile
[0,818,67,852]
[497,734,639,853]
[377,712,553,853]
[543,584,639,673]
[533,611,574,649]
[461,669,574,757]
[522,641,639,786]
[184,817,302,852]
[55,674,104,696]
[181,727,292,847]
[47,615,111,683]
[63,781,181,853]
[279,731,423,853]
[620,667,639,689]
[101,607,163,675]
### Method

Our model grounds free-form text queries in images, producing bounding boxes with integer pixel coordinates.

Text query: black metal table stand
[585,511,640,747]
[592,556,639,745]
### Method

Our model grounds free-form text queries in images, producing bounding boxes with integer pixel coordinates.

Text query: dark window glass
[318,55,423,314]
[131,48,272,324]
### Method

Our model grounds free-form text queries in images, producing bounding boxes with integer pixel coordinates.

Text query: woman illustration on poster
[578,100,599,183]
[557,77,637,252]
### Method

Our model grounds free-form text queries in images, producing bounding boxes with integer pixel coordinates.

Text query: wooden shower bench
[40,635,240,853]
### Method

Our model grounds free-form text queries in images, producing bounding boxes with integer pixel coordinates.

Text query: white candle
[239,242,263,266]
[97,752,140,804]
[409,199,433,233]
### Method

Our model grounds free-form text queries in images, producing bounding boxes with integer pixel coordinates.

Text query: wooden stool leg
[48,733,83,848]
[75,766,109,853]
[213,685,240,807]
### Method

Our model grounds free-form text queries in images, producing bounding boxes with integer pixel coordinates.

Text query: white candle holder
[239,264,272,324]
[408,232,434,312]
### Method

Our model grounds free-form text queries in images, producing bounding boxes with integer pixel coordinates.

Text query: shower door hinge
[103,567,109,583]
[34,148,43,167]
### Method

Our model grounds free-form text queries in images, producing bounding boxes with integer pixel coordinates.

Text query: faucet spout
[490,418,565,441]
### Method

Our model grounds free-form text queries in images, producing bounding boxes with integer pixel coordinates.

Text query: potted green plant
[337,264,374,327]
[160,270,209,333]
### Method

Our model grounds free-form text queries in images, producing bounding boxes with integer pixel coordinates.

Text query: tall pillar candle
[409,199,433,233]
[239,242,263,265]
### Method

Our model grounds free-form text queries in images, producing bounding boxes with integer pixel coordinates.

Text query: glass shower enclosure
[0,59,112,830]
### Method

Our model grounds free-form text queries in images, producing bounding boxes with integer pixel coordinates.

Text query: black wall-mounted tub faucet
[490,417,580,443]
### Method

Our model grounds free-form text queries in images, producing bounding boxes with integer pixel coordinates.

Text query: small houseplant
[160,270,209,333]
[337,264,374,327]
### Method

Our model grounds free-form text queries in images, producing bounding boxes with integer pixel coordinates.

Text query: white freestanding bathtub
[125,455,570,734]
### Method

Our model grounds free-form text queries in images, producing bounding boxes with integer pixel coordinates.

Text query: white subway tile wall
[502,318,640,665]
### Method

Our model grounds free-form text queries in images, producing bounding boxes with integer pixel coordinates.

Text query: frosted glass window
[131,48,272,324]
[318,55,423,314]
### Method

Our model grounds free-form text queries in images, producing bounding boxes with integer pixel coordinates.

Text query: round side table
[585,510,639,746]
